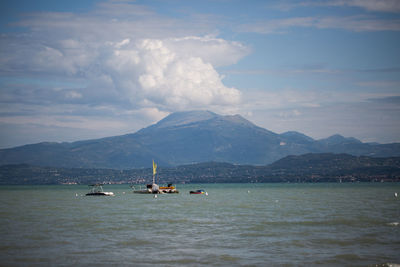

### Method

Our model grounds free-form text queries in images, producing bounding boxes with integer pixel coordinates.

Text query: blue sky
[0,0,399,148]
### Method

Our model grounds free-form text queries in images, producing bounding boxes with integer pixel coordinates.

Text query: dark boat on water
[86,184,114,196]
[190,189,206,195]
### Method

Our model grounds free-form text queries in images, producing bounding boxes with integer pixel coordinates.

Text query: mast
[152,160,157,185]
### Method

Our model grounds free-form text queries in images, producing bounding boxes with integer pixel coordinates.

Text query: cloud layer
[1,17,248,111]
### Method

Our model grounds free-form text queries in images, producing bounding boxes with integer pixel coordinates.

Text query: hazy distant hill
[0,110,400,169]
[1,153,399,184]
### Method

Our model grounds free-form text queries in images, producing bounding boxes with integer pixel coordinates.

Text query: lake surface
[1,183,399,266]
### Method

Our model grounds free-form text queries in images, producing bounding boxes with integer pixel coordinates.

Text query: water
[1,183,399,266]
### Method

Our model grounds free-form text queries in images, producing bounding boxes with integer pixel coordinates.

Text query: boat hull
[190,190,205,194]
[133,190,179,194]
[132,184,179,194]
[86,192,114,196]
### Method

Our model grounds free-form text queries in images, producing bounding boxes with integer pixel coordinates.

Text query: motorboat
[159,183,179,194]
[190,189,206,194]
[86,184,114,196]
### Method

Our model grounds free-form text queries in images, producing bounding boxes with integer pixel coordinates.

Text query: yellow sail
[152,160,157,175]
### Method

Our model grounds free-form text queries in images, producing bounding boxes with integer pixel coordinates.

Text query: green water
[1,183,399,266]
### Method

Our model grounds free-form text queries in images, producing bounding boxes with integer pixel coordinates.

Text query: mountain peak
[220,114,255,127]
[319,134,362,145]
[280,131,315,143]
[154,110,217,128]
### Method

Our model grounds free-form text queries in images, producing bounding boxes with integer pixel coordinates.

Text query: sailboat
[131,160,179,194]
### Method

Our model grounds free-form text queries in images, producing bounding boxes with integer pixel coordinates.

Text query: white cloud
[263,1,400,33]
[0,3,247,113]
[276,0,400,13]
[65,90,82,99]
[102,38,242,111]
[241,88,324,111]
[237,17,316,34]
[164,36,250,67]
[316,15,400,32]
[137,39,241,108]
[278,109,302,119]
[330,0,400,13]
[237,15,400,34]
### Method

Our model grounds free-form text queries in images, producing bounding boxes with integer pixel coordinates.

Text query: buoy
[395,192,398,198]
[75,193,78,197]
[247,190,250,193]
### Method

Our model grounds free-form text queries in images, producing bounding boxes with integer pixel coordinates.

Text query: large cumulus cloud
[114,38,242,110]
[1,36,247,111]
[0,3,249,113]
[84,36,244,111]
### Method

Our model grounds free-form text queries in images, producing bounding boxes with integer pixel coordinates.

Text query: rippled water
[1,183,399,266]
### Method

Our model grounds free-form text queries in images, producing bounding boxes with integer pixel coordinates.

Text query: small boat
[131,184,151,194]
[190,189,206,194]
[86,184,114,196]
[131,183,159,194]
[131,161,179,194]
[159,183,179,194]
[131,183,179,194]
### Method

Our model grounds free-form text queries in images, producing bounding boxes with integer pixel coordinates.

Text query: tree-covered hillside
[1,154,399,185]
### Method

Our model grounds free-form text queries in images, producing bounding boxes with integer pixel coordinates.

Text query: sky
[0,0,399,148]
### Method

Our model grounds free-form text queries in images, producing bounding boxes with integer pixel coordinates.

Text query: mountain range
[1,110,399,169]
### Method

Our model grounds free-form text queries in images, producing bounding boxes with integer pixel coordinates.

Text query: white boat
[86,184,114,196]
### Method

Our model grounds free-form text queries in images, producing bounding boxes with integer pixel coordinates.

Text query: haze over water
[1,183,399,266]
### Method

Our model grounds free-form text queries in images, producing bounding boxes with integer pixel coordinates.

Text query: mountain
[0,110,400,169]
[133,110,282,166]
[280,131,315,144]
[318,134,362,146]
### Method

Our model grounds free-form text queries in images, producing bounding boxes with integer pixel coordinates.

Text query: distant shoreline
[1,153,400,185]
